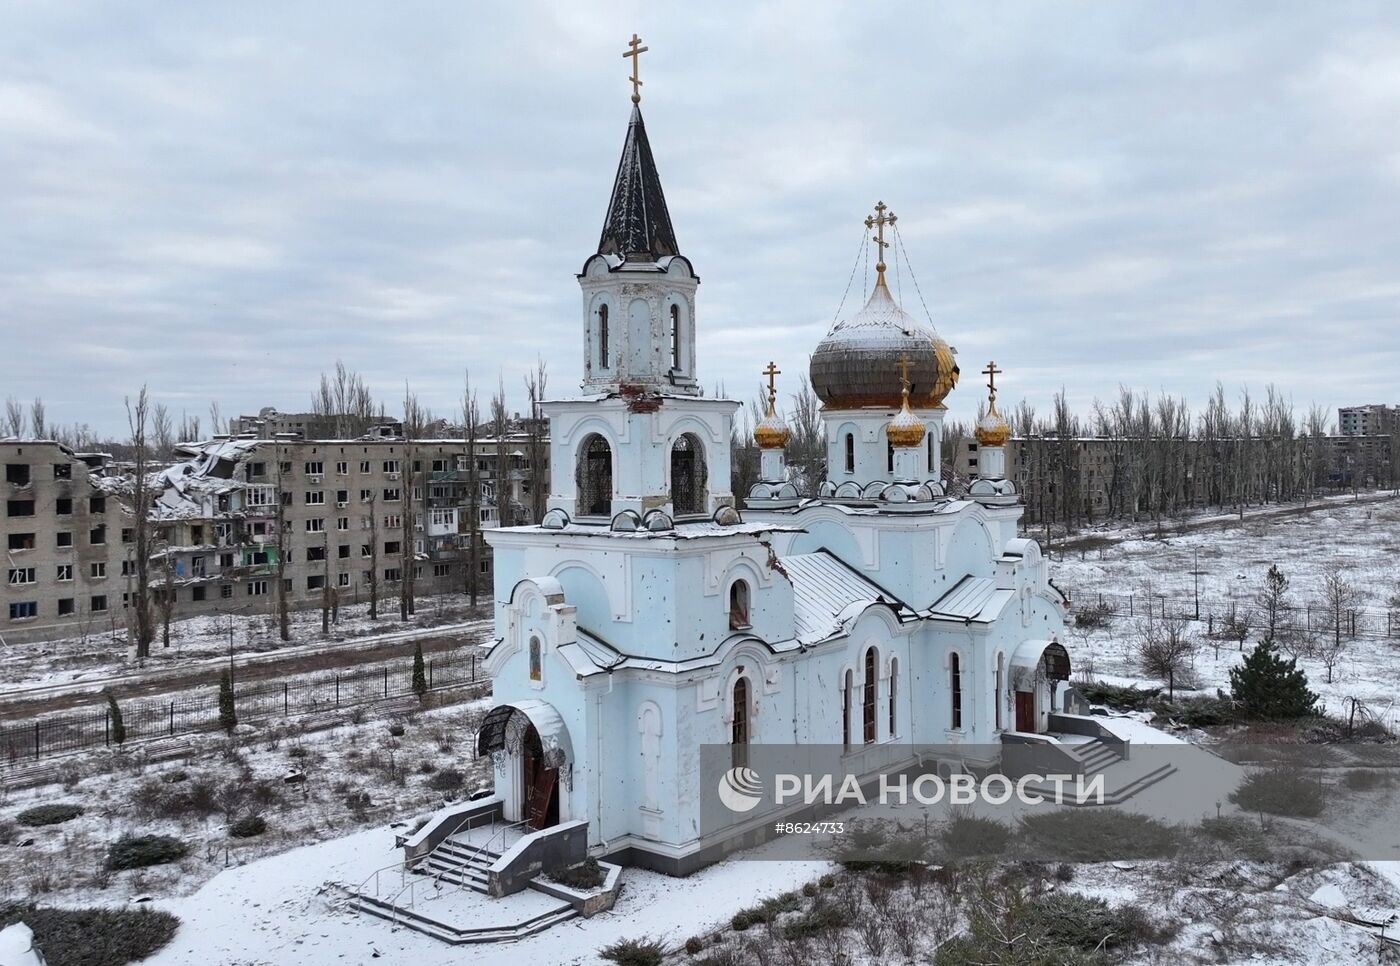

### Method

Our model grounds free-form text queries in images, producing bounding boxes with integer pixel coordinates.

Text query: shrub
[162,769,188,784]
[684,935,705,955]
[0,904,179,966]
[17,803,84,827]
[941,813,1012,859]
[599,936,664,966]
[218,670,237,735]
[106,834,188,870]
[229,815,267,838]
[1073,601,1114,629]
[1343,769,1385,791]
[344,790,372,815]
[818,873,836,888]
[426,768,464,792]
[1157,694,1237,728]
[1019,809,1179,862]
[1023,892,1176,954]
[1054,863,1074,882]
[549,857,604,890]
[387,722,406,738]
[783,902,852,939]
[1230,767,1325,817]
[801,882,817,897]
[1072,681,1160,711]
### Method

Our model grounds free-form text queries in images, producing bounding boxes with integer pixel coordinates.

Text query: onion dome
[810,275,959,410]
[753,360,792,449]
[976,404,1012,447]
[887,381,927,448]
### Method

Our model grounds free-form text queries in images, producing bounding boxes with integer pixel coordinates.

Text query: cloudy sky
[3,2,1398,438]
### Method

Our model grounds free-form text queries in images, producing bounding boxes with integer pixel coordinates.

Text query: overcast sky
[3,2,1398,438]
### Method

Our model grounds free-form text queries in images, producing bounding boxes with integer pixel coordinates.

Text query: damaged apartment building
[3,432,545,644]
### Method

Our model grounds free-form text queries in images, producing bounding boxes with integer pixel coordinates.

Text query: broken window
[729,580,751,630]
[384,540,401,555]
[8,533,35,551]
[338,544,351,559]
[576,434,613,517]
[951,653,963,730]
[863,647,878,744]
[89,527,105,545]
[670,303,681,370]
[55,498,72,515]
[597,303,609,369]
[90,595,107,612]
[57,598,75,615]
[670,433,707,516]
[7,500,34,517]
[56,564,72,581]
[89,496,105,514]
[384,567,401,581]
[731,676,750,769]
[382,488,400,502]
[246,462,266,479]
[5,464,31,486]
[9,601,37,620]
[8,568,35,585]
[53,463,71,480]
[306,546,326,562]
[56,531,72,548]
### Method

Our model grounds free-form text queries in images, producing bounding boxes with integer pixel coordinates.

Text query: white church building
[472,75,1074,877]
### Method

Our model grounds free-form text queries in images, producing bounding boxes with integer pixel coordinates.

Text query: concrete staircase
[1067,739,1121,776]
[1019,739,1178,806]
[420,834,499,894]
[349,889,577,945]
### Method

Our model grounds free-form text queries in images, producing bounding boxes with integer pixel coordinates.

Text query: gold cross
[897,354,913,392]
[864,201,897,282]
[623,34,649,104]
[982,360,1003,400]
[763,361,781,398]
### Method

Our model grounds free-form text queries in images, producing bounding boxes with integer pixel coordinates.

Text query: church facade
[477,77,1072,876]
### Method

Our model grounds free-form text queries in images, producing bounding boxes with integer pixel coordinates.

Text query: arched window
[842,669,853,750]
[528,635,542,681]
[889,656,899,737]
[728,579,751,630]
[731,677,750,768]
[994,652,1004,730]
[886,439,894,474]
[670,303,681,371]
[951,653,963,730]
[844,433,855,474]
[670,433,707,516]
[598,304,610,369]
[927,433,936,474]
[862,647,878,743]
[576,434,613,517]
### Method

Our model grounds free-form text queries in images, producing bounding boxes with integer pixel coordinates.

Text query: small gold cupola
[975,360,1012,447]
[753,361,792,449]
[886,356,928,449]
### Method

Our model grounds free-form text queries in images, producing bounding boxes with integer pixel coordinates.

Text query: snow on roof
[927,575,1015,623]
[783,550,914,645]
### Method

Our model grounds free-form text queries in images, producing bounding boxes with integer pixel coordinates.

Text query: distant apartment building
[3,433,547,643]
[1,441,126,644]
[232,408,404,440]
[1338,404,1399,437]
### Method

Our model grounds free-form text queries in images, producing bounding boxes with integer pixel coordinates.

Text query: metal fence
[1,652,485,765]
[1064,587,1400,642]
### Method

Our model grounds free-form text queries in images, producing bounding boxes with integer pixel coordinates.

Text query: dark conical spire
[597,104,679,261]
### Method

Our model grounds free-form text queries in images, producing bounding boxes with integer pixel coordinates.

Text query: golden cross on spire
[864,201,897,284]
[763,361,782,401]
[623,33,649,103]
[982,361,1003,412]
[897,354,913,394]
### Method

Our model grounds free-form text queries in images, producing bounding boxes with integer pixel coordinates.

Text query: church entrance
[1014,690,1036,733]
[521,722,560,831]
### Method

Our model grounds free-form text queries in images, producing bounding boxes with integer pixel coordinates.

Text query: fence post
[335,675,340,707]
[105,709,110,747]
[34,722,40,760]
[471,654,476,681]
[429,660,434,690]
[383,667,388,698]
[169,702,174,736]
[1129,595,1134,617]
[284,682,289,717]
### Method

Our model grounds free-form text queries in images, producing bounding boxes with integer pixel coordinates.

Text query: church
[473,45,1073,877]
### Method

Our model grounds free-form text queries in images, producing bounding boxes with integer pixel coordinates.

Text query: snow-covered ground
[1056,496,1400,720]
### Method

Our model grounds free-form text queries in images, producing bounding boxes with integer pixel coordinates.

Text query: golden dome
[976,395,1012,448]
[886,366,927,448]
[754,410,791,449]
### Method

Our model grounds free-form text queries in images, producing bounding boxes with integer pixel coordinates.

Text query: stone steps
[1019,761,1178,807]
[349,891,576,944]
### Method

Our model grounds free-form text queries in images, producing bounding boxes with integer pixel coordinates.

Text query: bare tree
[366,488,380,621]
[787,373,824,494]
[1317,565,1360,684]
[1135,612,1198,699]
[29,398,46,440]
[153,403,174,461]
[462,370,482,609]
[491,375,511,526]
[125,388,155,659]
[400,384,424,622]
[209,400,224,437]
[155,535,176,649]
[523,358,549,523]
[321,529,332,634]
[311,360,379,438]
[1254,564,1291,642]
[4,396,24,437]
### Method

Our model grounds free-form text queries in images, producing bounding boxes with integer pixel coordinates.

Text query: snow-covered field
[1056,496,1400,720]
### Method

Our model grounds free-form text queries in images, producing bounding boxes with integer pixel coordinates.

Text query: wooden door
[1015,690,1036,733]
[528,767,558,830]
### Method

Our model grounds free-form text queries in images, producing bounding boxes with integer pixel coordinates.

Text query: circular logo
[717,766,763,813]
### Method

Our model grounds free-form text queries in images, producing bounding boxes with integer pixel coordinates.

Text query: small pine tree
[411,642,428,703]
[106,691,126,745]
[1230,636,1319,719]
[218,670,238,735]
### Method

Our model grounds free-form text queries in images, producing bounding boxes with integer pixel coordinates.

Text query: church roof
[783,550,916,644]
[927,575,1015,623]
[597,104,679,261]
